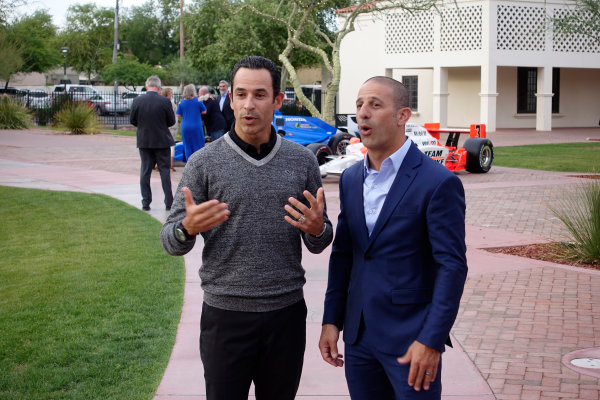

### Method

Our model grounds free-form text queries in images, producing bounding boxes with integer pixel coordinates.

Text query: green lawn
[493,142,600,172]
[0,187,184,400]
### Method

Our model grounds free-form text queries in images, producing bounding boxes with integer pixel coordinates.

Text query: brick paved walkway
[1,127,599,399]
[455,266,600,399]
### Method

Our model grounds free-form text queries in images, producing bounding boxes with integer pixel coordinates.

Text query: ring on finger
[298,215,306,223]
[424,372,432,376]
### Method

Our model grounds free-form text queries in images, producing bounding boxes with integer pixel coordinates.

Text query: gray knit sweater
[160,133,333,312]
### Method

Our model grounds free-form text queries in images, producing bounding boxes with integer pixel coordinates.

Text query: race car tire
[328,132,354,155]
[307,142,333,166]
[464,137,494,173]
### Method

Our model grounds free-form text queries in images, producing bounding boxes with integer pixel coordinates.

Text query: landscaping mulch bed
[567,174,600,180]
[487,242,600,271]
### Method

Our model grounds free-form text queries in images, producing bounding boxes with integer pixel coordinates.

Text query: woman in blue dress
[176,84,207,161]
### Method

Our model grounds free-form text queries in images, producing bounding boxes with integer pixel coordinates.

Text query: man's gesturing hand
[319,324,344,367]
[397,341,440,392]
[284,187,325,236]
[181,187,230,235]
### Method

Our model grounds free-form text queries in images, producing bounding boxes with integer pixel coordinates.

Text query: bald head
[363,76,409,111]
[198,86,210,96]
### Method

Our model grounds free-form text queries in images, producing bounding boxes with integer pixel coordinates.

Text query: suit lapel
[367,143,421,247]
[345,163,370,248]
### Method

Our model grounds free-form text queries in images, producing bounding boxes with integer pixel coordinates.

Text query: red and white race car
[319,122,494,177]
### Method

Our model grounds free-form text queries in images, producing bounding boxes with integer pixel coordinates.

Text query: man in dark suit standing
[319,76,468,400]
[218,80,235,131]
[130,75,176,211]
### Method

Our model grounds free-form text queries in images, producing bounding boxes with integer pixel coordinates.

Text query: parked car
[52,84,99,101]
[88,94,128,115]
[23,90,51,108]
[122,91,145,110]
[0,87,25,96]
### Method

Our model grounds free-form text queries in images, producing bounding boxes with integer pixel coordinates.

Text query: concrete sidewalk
[1,127,599,399]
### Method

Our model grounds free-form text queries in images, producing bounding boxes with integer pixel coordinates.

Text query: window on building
[517,67,560,114]
[402,75,418,111]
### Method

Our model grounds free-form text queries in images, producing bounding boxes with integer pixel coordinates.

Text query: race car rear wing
[423,123,486,148]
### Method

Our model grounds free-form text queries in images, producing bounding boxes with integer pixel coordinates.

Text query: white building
[337,0,600,131]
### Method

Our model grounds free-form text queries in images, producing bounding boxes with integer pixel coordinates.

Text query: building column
[432,66,448,127]
[536,66,553,131]
[480,63,498,132]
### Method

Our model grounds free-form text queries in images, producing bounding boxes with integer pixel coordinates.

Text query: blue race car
[272,111,356,164]
[174,111,355,164]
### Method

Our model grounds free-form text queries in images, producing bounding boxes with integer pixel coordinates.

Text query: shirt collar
[229,125,278,160]
[364,136,412,175]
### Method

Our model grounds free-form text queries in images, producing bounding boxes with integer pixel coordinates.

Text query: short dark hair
[364,76,409,110]
[231,56,281,100]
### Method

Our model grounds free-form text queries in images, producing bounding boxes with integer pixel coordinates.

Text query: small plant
[550,177,600,264]
[55,102,100,135]
[0,94,32,129]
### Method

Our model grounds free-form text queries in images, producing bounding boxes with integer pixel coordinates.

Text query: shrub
[550,177,600,264]
[0,94,32,129]
[55,102,101,135]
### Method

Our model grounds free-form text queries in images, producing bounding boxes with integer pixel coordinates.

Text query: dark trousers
[345,321,442,400]
[139,148,173,208]
[200,300,307,400]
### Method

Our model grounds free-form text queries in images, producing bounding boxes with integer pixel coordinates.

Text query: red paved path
[1,127,599,399]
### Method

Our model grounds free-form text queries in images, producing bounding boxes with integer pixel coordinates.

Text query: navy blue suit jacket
[322,141,468,355]
[221,93,235,131]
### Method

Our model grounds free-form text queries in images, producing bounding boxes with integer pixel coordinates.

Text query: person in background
[130,75,175,211]
[218,79,235,130]
[176,84,207,162]
[160,56,333,400]
[319,76,468,400]
[198,86,227,141]
[161,87,178,171]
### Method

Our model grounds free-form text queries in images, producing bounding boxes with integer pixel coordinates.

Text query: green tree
[0,29,24,86]
[0,0,25,25]
[120,0,179,66]
[245,0,441,125]
[185,0,323,82]
[60,4,115,81]
[102,56,165,90]
[167,57,200,86]
[1,11,59,87]
[551,0,600,45]
[9,11,60,74]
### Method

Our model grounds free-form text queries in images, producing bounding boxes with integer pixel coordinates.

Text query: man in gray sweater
[160,56,333,400]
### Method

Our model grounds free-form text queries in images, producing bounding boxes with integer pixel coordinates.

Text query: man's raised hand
[181,187,230,234]
[284,187,325,236]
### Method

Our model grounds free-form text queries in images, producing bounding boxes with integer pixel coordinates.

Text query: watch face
[176,227,187,242]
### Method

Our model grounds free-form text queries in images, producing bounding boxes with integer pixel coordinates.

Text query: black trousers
[200,300,307,400]
[138,148,173,208]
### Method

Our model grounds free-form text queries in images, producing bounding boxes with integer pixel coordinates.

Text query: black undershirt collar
[229,124,278,160]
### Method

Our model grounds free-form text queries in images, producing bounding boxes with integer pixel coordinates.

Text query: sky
[18,0,148,28]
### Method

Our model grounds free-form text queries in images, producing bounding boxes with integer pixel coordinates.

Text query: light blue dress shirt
[363,137,412,236]
[219,91,228,111]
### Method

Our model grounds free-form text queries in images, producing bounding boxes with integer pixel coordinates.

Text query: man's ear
[396,107,412,127]
[273,92,284,111]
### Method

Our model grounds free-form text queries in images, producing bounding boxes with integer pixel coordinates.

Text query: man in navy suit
[319,76,468,399]
[218,80,235,131]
